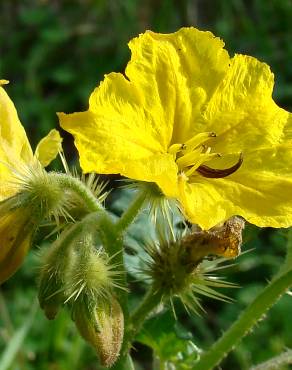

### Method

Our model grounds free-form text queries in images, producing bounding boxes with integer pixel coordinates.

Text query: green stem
[126,287,162,346]
[49,173,104,213]
[112,287,162,370]
[111,354,135,370]
[194,268,292,370]
[280,229,292,275]
[115,190,147,234]
[97,215,129,318]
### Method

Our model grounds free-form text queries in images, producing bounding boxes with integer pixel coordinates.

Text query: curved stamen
[183,132,216,152]
[196,153,243,178]
[176,147,204,168]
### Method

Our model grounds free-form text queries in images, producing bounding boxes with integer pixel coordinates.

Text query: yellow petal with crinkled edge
[35,129,63,167]
[127,28,230,143]
[178,142,292,230]
[58,108,178,197]
[202,54,291,153]
[59,28,230,197]
[58,71,179,197]
[59,27,292,229]
[0,84,33,199]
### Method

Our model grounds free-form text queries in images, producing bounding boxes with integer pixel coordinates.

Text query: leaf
[136,310,201,369]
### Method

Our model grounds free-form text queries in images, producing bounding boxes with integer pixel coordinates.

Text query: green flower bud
[18,165,68,222]
[64,238,124,366]
[73,297,124,368]
[65,238,122,304]
[38,226,78,320]
[0,165,71,284]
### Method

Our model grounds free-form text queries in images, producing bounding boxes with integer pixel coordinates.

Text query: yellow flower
[58,28,292,230]
[0,205,35,284]
[0,80,62,199]
[0,81,62,282]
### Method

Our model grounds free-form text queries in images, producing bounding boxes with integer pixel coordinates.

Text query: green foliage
[1,1,292,369]
[137,310,200,369]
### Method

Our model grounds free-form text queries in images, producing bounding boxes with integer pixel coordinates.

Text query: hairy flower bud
[38,231,77,320]
[17,164,67,222]
[65,238,122,304]
[73,297,124,367]
[0,165,71,284]
[64,238,124,366]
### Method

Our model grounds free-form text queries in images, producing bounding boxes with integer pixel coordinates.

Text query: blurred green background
[1,0,292,369]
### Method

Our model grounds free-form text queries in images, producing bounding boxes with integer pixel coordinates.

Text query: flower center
[168,132,243,179]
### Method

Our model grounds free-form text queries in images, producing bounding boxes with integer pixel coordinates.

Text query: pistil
[196,153,243,178]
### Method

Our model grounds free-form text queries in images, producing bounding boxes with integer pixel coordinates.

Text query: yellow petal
[35,129,63,167]
[127,28,230,143]
[59,28,230,196]
[203,54,290,153]
[0,80,9,86]
[179,142,292,229]
[0,85,33,199]
[58,72,178,197]
[0,208,33,284]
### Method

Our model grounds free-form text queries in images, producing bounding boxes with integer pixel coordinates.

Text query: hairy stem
[279,229,292,275]
[194,266,292,369]
[112,287,163,370]
[126,287,162,346]
[97,215,129,318]
[111,353,135,370]
[49,172,104,213]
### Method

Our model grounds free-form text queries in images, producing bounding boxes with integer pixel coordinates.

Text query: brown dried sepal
[183,216,245,265]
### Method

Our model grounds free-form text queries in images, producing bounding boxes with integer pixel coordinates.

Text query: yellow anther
[168,143,185,155]
[176,147,203,168]
[184,132,216,152]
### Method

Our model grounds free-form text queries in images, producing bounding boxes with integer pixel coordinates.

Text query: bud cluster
[38,231,124,367]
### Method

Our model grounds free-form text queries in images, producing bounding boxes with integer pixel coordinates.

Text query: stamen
[185,153,221,177]
[168,143,185,155]
[196,153,243,178]
[184,132,216,152]
[176,147,204,168]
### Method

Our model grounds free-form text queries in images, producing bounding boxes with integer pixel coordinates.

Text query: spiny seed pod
[73,297,124,368]
[144,217,243,313]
